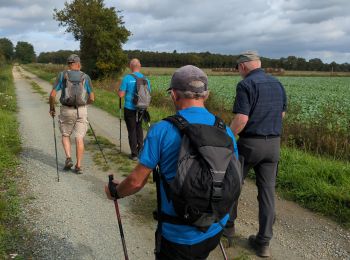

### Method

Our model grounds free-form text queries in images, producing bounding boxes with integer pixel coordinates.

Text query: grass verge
[278,147,350,228]
[23,63,350,228]
[0,65,27,258]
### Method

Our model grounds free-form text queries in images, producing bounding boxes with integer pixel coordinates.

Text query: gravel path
[15,67,349,259]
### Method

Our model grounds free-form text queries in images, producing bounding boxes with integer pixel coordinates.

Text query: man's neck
[176,99,205,110]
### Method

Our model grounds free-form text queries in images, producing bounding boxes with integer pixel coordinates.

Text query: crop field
[148,75,350,130]
[148,75,350,160]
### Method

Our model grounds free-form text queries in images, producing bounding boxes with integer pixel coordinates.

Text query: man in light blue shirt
[49,54,94,174]
[106,65,238,259]
[118,58,151,160]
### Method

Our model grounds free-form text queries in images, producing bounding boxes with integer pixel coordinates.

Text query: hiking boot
[248,235,271,258]
[64,158,73,170]
[129,155,138,161]
[74,166,83,174]
[223,223,235,247]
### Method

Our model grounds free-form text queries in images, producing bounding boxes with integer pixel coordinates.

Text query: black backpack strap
[129,73,137,79]
[129,73,144,79]
[214,116,226,130]
[163,114,190,133]
[153,166,162,254]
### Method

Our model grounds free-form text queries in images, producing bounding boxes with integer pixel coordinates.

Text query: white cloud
[0,0,349,63]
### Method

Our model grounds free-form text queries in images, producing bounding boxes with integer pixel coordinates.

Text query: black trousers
[156,231,223,260]
[228,137,280,245]
[124,108,143,157]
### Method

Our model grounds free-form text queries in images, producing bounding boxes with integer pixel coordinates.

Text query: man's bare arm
[230,113,249,137]
[87,92,95,104]
[118,90,125,98]
[105,164,152,199]
[49,89,57,117]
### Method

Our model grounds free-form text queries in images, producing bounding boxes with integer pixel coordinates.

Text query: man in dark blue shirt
[229,51,287,258]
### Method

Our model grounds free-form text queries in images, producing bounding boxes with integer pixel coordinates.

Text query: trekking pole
[109,174,129,260]
[88,122,108,165]
[219,241,228,260]
[52,117,60,182]
[119,97,122,153]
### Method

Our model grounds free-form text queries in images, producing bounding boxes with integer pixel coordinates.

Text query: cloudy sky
[0,0,349,64]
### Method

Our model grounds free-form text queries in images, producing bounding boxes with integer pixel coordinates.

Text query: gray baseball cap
[67,54,80,64]
[235,50,260,69]
[168,65,208,93]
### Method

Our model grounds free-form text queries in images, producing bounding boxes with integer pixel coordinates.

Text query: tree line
[0,38,36,66]
[2,35,349,75]
[36,49,350,73]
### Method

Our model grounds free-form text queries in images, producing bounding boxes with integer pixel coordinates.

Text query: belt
[240,135,280,139]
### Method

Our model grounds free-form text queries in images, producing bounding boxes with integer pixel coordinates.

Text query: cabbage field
[148,75,350,160]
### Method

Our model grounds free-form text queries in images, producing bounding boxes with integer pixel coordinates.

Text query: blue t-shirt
[119,72,151,110]
[139,107,238,245]
[54,70,93,94]
[233,68,287,137]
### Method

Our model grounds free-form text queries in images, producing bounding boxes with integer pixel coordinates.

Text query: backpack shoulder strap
[64,70,69,80]
[129,73,137,79]
[214,116,226,130]
[163,115,189,132]
[80,72,86,85]
[129,73,144,79]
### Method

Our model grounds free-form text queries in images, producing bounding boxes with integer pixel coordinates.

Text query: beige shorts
[58,105,88,138]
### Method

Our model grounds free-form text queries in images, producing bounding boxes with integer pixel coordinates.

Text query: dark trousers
[156,231,223,260]
[124,108,143,157]
[228,137,280,245]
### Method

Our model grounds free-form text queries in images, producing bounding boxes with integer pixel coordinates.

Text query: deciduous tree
[15,41,36,64]
[0,38,14,62]
[54,0,130,79]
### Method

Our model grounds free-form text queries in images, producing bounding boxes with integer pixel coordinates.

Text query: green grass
[0,65,27,258]
[23,63,350,228]
[30,81,47,97]
[278,147,350,227]
[22,64,64,83]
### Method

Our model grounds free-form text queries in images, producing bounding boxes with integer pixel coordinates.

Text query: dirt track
[15,66,350,259]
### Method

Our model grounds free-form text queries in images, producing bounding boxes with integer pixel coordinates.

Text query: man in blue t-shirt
[118,58,151,161]
[105,65,238,259]
[229,51,287,258]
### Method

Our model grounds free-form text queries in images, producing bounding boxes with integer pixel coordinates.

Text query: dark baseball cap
[67,54,80,64]
[167,65,208,93]
[235,50,260,69]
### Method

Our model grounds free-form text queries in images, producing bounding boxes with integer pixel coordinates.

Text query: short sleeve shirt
[119,72,151,110]
[53,70,93,94]
[233,68,287,137]
[139,107,238,245]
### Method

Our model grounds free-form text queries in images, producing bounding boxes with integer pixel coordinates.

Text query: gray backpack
[155,115,243,231]
[60,70,88,107]
[130,74,151,109]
